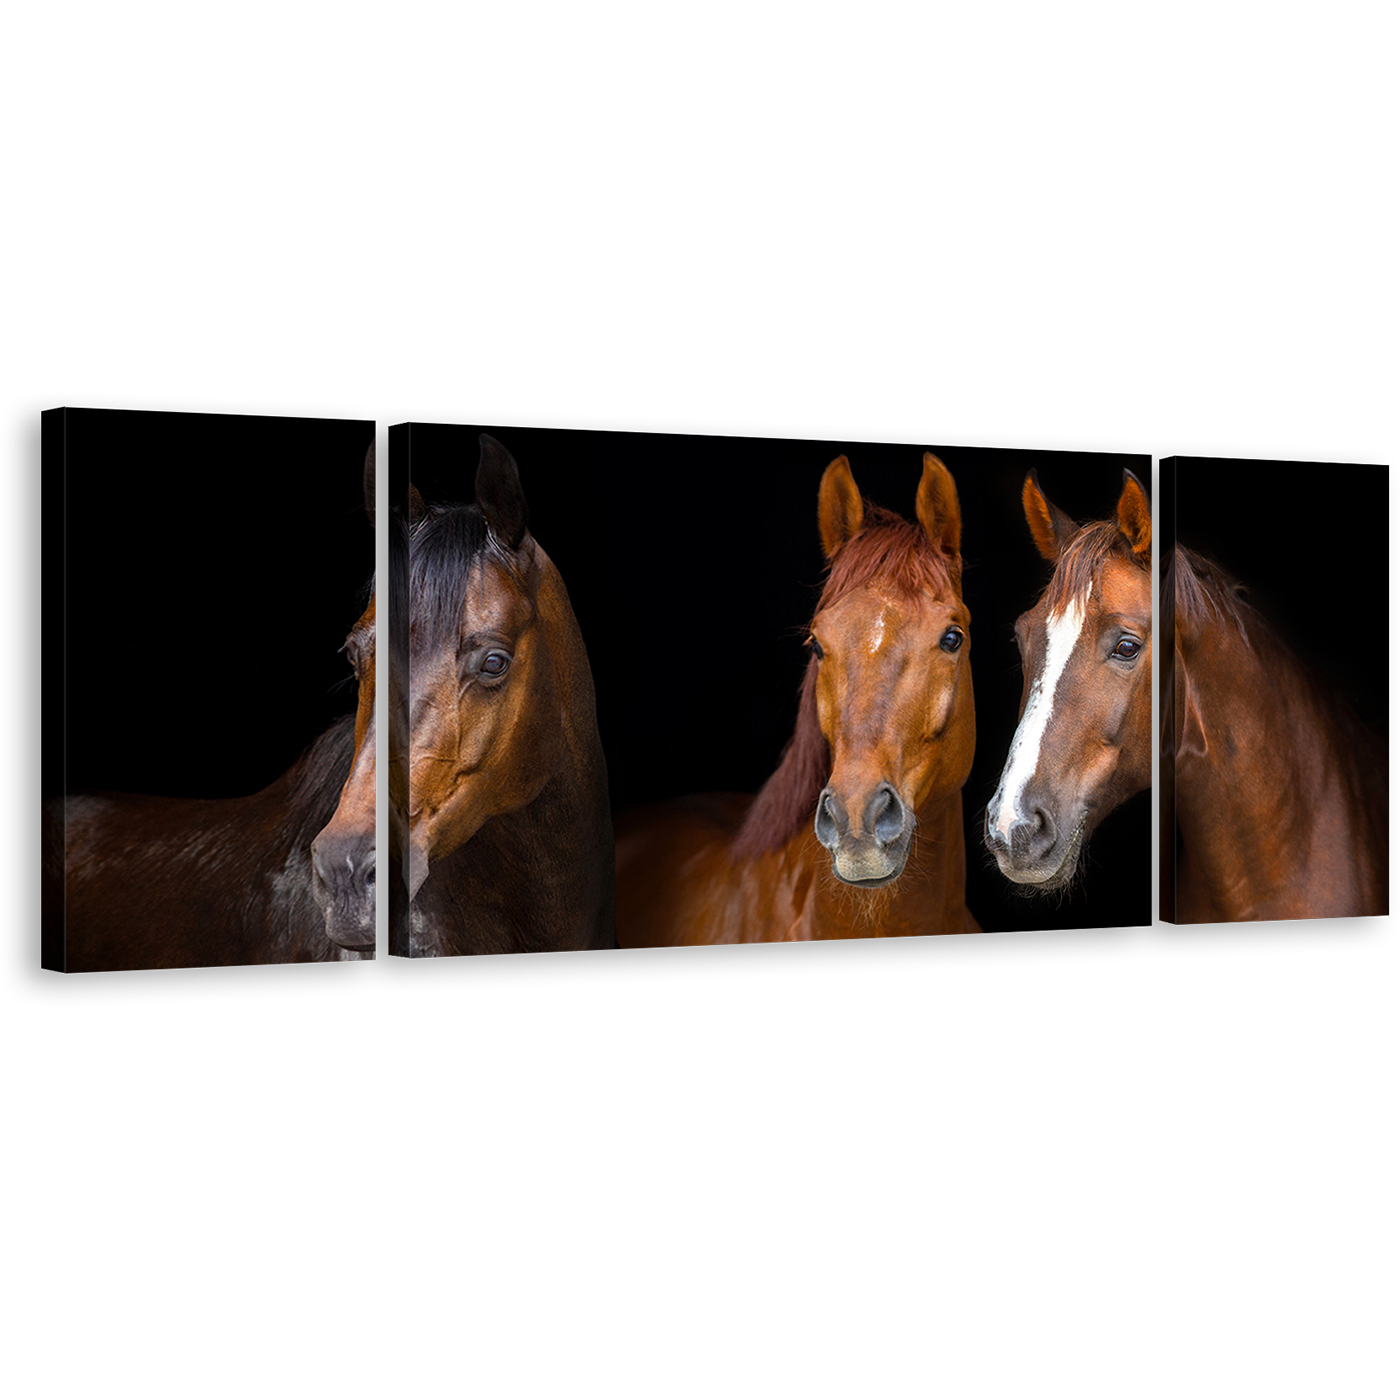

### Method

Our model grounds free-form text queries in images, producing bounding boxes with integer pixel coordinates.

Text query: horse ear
[363,441,375,527]
[818,455,864,561]
[916,452,961,562]
[407,484,427,526]
[1116,469,1151,558]
[1022,471,1077,562]
[476,434,528,550]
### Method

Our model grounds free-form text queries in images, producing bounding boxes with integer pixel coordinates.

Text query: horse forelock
[1044,519,1148,617]
[408,501,526,651]
[819,506,957,608]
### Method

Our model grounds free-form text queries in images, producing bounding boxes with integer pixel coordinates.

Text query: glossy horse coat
[400,435,614,956]
[1163,546,1387,922]
[44,452,378,972]
[616,453,978,944]
[985,470,1151,889]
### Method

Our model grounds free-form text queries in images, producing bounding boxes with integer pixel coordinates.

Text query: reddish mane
[1165,544,1253,643]
[1045,519,1149,612]
[731,507,957,860]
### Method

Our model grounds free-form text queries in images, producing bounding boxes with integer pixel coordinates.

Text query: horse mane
[1046,518,1150,613]
[732,506,956,861]
[284,714,358,843]
[730,659,828,862]
[1165,544,1253,644]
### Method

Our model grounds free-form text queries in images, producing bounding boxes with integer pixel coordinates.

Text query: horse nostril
[312,832,376,897]
[814,788,841,848]
[869,783,906,846]
[1023,807,1057,860]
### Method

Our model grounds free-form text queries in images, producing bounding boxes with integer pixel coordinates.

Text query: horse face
[311,594,378,950]
[406,544,563,900]
[811,584,975,886]
[986,552,1151,886]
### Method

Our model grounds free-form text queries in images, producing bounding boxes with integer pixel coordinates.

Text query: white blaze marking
[867,609,887,655]
[991,591,1087,837]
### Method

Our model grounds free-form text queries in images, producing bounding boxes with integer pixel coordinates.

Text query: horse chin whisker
[980,821,1093,908]
[813,825,935,931]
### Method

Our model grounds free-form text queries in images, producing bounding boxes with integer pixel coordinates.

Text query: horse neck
[1174,618,1384,914]
[417,765,612,954]
[528,550,611,853]
[534,548,607,784]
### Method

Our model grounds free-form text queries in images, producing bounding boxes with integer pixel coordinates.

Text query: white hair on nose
[990,589,1088,836]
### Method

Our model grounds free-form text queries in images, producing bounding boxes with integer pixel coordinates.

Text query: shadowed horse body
[1164,546,1387,922]
[985,470,1152,889]
[44,450,378,971]
[400,435,614,956]
[616,453,978,945]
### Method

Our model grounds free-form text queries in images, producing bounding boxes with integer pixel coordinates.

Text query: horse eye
[481,651,511,678]
[1114,638,1141,660]
[940,628,964,653]
[807,636,824,661]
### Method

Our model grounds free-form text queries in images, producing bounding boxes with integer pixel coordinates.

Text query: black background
[50,408,376,800]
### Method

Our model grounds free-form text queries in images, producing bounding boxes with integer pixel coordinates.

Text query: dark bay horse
[399,435,614,956]
[1163,546,1387,922]
[615,452,978,945]
[44,450,379,971]
[985,470,1151,889]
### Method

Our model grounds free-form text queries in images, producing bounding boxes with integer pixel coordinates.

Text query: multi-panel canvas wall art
[63,415,1368,964]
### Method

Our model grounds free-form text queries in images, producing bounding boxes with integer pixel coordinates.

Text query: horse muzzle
[815,781,914,887]
[311,830,377,951]
[984,798,1086,888]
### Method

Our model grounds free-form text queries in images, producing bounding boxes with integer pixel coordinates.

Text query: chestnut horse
[1163,546,1387,922]
[44,449,378,971]
[985,470,1151,889]
[399,435,614,956]
[615,452,977,945]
